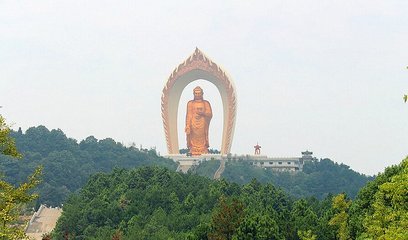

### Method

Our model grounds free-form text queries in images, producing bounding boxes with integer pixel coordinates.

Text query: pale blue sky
[1,0,408,175]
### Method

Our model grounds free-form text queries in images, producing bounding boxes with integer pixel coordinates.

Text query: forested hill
[1,125,371,206]
[54,166,338,239]
[194,158,373,199]
[53,158,408,239]
[0,126,177,206]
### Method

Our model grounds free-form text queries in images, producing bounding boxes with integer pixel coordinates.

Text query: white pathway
[213,160,225,180]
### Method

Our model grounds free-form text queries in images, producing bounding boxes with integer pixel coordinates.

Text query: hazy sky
[1,0,408,175]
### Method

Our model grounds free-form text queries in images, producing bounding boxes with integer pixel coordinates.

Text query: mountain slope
[0,126,177,206]
[194,158,373,199]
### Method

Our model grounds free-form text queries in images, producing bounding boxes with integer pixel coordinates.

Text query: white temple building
[168,151,316,173]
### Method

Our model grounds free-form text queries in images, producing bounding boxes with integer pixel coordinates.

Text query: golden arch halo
[161,48,237,155]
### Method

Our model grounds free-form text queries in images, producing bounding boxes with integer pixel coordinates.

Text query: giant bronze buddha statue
[185,86,213,155]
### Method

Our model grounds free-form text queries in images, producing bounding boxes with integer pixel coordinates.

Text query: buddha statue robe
[185,87,212,155]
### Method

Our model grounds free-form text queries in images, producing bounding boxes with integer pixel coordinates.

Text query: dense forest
[0,126,371,206]
[0,126,371,207]
[0,126,176,206]
[0,124,407,239]
[54,158,408,239]
[194,159,372,199]
[54,166,336,239]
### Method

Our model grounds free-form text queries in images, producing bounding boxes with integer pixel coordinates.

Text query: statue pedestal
[165,154,226,173]
[166,151,316,173]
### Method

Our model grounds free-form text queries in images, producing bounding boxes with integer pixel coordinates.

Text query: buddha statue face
[193,87,203,100]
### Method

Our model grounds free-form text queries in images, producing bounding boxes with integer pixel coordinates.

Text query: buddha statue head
[193,86,204,100]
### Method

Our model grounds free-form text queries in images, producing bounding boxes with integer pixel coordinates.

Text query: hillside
[53,166,337,240]
[54,158,407,239]
[53,157,407,239]
[194,158,373,199]
[0,125,373,207]
[0,126,177,206]
[1,125,406,239]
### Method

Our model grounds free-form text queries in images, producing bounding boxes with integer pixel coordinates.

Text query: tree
[362,158,408,239]
[290,199,319,238]
[329,193,351,240]
[0,116,21,158]
[0,115,42,240]
[208,196,245,240]
[298,230,317,240]
[111,230,122,240]
[348,158,406,239]
[235,212,281,240]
